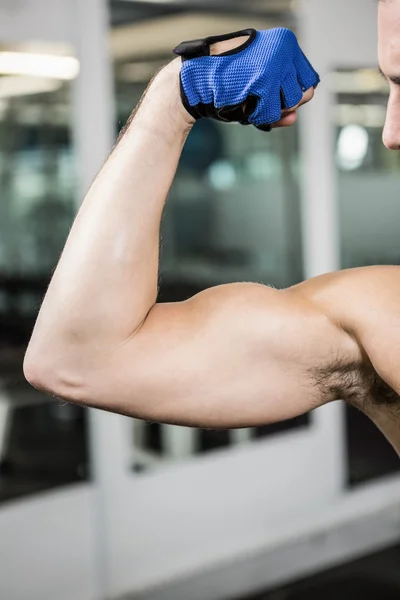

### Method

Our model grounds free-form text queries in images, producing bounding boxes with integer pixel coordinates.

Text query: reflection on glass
[337,124,369,171]
[335,68,400,269]
[113,8,311,473]
[0,45,89,502]
[335,68,400,486]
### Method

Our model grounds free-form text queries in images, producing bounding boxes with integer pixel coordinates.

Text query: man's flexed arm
[24,44,329,429]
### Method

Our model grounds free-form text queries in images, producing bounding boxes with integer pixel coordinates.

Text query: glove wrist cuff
[173,28,257,61]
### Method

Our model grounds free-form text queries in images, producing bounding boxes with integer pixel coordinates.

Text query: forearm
[26,60,193,366]
[22,28,334,431]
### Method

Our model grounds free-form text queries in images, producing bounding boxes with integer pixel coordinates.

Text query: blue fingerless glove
[173,27,320,131]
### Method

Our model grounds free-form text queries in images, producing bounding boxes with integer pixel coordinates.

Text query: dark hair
[312,358,400,408]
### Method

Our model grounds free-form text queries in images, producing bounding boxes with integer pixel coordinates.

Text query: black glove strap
[173,28,257,61]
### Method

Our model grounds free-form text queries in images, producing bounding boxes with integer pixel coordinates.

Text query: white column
[71,1,129,597]
[298,0,378,280]
[298,5,340,280]
[72,0,115,194]
[297,0,379,497]
[161,425,198,459]
[230,429,253,446]
[298,0,345,499]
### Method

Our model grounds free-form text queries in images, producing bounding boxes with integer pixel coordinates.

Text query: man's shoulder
[289,265,400,326]
[303,265,400,397]
[286,265,400,378]
[288,268,400,451]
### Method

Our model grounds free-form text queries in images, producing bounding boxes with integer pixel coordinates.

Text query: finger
[278,85,314,117]
[295,85,315,108]
[246,88,283,128]
[293,48,320,91]
[281,84,314,115]
[271,86,314,128]
[271,111,298,129]
[280,68,303,111]
[245,82,315,131]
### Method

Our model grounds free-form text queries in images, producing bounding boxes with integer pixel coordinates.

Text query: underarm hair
[311,359,400,409]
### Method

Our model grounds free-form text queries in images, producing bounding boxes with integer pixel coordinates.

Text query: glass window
[112,6,311,472]
[0,43,89,502]
[335,69,400,269]
[334,68,400,486]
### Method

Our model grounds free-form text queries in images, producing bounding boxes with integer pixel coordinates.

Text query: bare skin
[23,30,400,456]
[379,0,400,149]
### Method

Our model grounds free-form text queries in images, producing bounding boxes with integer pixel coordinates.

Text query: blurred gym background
[0,0,399,599]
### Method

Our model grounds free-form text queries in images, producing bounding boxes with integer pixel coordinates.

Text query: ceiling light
[0,52,79,80]
[0,76,61,99]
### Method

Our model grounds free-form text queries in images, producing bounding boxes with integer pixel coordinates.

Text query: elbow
[23,348,55,395]
[23,343,89,405]
[24,337,144,416]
